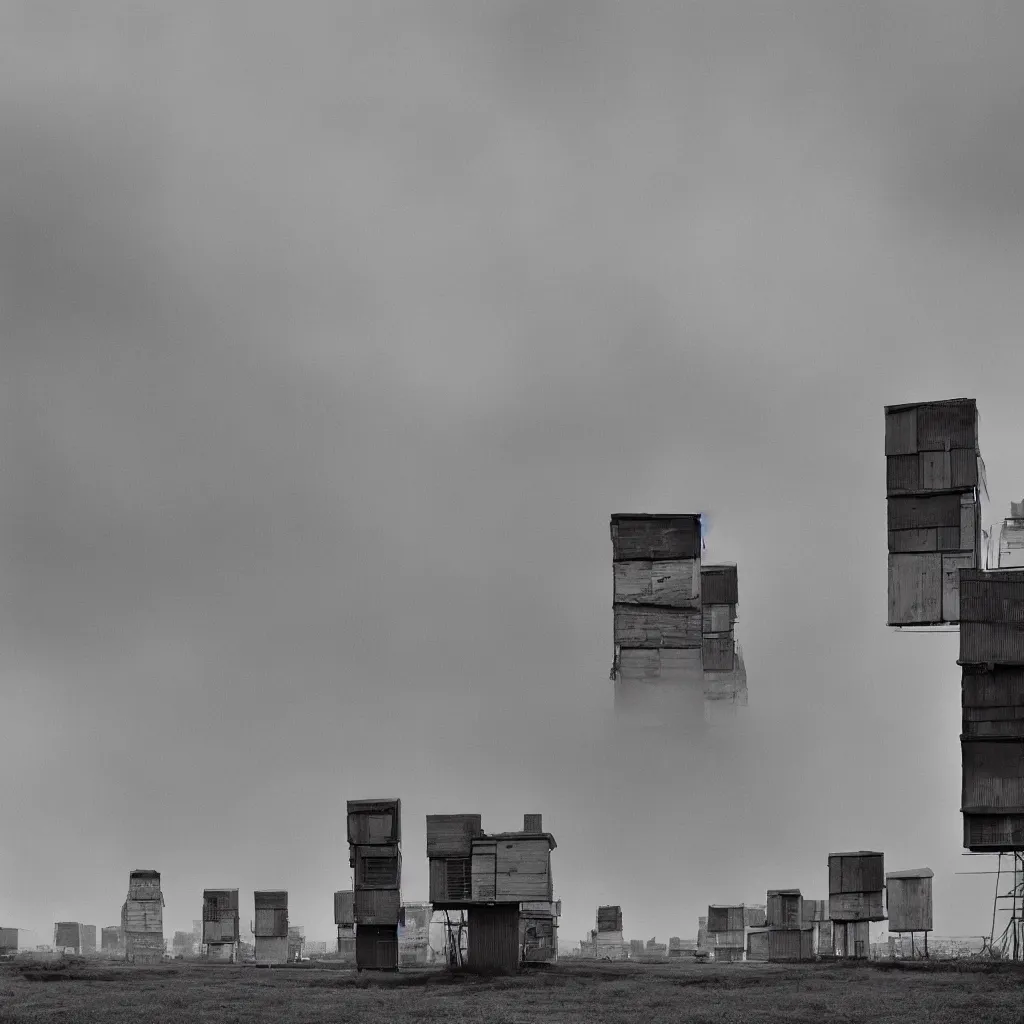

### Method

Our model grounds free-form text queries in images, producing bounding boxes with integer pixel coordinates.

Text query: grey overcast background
[2,1,1024,947]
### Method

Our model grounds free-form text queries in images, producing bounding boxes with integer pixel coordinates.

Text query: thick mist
[2,1,1023,947]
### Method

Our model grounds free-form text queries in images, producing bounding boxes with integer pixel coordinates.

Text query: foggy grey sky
[3,1,1024,945]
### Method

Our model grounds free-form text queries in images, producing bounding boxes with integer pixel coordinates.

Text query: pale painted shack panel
[886,874,933,932]
[888,553,942,625]
[702,604,735,634]
[613,606,703,647]
[613,559,700,607]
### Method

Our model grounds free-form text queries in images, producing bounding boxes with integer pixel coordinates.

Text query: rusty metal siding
[915,399,977,451]
[467,905,520,972]
[613,606,703,647]
[353,889,401,926]
[613,559,701,607]
[918,450,951,490]
[961,740,1024,812]
[888,553,943,624]
[951,448,979,489]
[744,905,767,928]
[886,875,933,932]
[700,565,738,605]
[610,515,702,561]
[961,624,1024,666]
[346,799,402,845]
[886,455,920,494]
[959,571,1024,623]
[426,815,483,857]
[964,814,1024,850]
[884,406,918,455]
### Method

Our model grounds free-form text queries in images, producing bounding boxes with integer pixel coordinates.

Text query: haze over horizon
[3,1,1024,948]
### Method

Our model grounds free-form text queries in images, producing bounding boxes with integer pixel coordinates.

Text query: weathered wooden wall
[885,871,933,932]
[426,815,482,857]
[467,905,520,972]
[253,936,289,964]
[766,891,803,929]
[346,799,402,845]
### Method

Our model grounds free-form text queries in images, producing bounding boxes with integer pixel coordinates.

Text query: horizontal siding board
[426,815,483,858]
[886,455,920,494]
[613,606,703,647]
[888,528,937,553]
[885,407,918,456]
[961,623,1024,666]
[610,515,702,561]
[963,668,1024,707]
[888,553,943,625]
[919,450,952,491]
[122,901,163,933]
[829,892,885,921]
[916,400,977,452]
[702,635,735,672]
[613,559,700,608]
[887,494,962,531]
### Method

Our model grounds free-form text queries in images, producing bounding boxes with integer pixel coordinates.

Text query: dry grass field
[3,956,1024,1023]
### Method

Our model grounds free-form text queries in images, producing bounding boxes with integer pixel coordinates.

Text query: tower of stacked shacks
[53,923,82,954]
[592,906,624,960]
[426,812,557,972]
[706,904,765,962]
[348,799,402,971]
[885,399,983,627]
[398,904,432,965]
[885,869,933,957]
[801,899,832,958]
[122,870,164,964]
[202,889,239,962]
[764,889,813,961]
[0,928,17,956]
[609,514,746,726]
[100,926,122,957]
[253,891,289,963]
[334,890,355,962]
[828,851,885,958]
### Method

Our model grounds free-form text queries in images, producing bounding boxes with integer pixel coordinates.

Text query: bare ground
[2,956,1024,1023]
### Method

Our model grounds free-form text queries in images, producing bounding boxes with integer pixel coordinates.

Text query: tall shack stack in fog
[334,890,355,962]
[121,870,164,965]
[884,399,984,626]
[427,812,557,971]
[829,852,885,958]
[202,889,240,962]
[253,891,289,963]
[592,905,625,960]
[609,514,746,727]
[348,799,402,970]
[959,571,1024,850]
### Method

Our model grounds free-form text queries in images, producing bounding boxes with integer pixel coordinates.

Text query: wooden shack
[832,920,870,958]
[828,852,886,925]
[707,905,748,961]
[593,905,625,959]
[801,899,833,955]
[0,928,17,955]
[520,901,559,963]
[100,926,122,953]
[958,574,1024,850]
[768,928,815,961]
[122,870,164,965]
[884,399,982,626]
[348,798,401,970]
[766,890,803,929]
[885,868,934,936]
[54,922,82,954]
[334,890,355,960]
[253,890,289,964]
[202,889,239,959]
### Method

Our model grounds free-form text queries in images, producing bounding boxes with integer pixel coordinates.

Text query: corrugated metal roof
[885,868,934,879]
